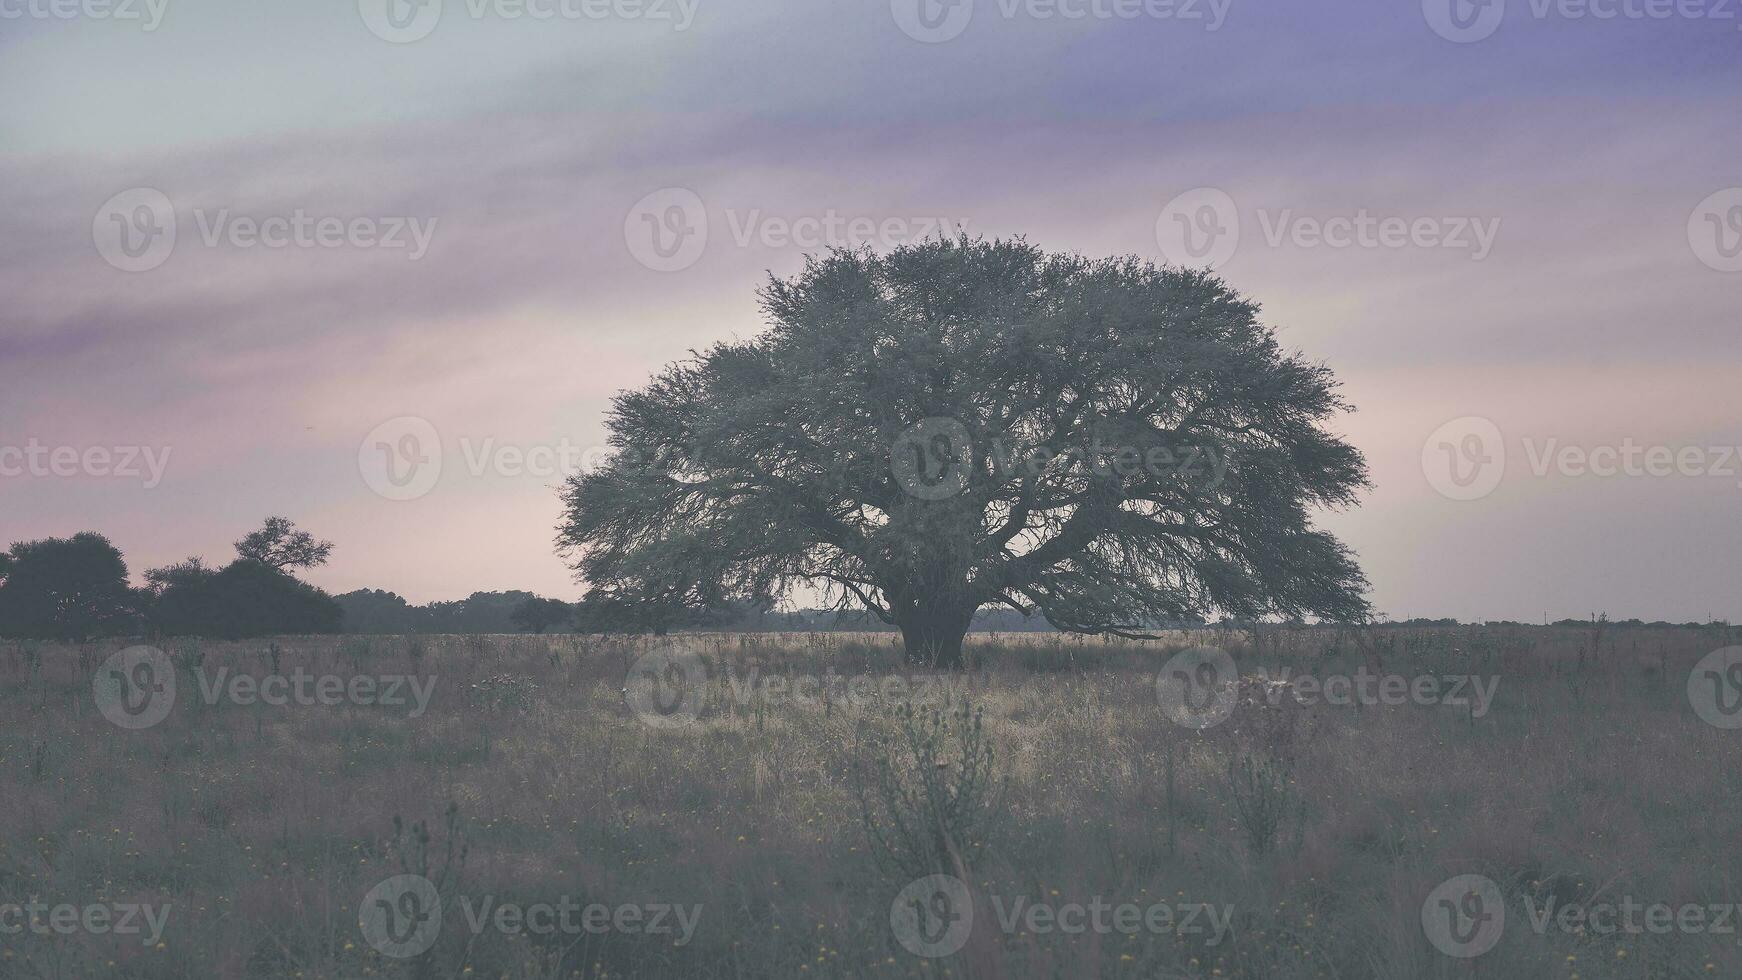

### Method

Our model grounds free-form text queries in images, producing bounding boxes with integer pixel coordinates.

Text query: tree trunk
[896,603,975,670]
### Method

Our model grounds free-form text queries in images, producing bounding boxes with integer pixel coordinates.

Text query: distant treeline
[0,526,1725,641]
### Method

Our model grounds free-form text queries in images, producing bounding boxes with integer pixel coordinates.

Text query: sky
[1,0,1739,621]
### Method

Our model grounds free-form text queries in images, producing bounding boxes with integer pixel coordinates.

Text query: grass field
[3,625,1740,978]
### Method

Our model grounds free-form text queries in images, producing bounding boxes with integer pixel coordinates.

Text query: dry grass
[1,625,1738,978]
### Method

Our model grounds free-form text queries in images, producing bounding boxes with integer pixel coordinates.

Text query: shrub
[854,700,1003,880]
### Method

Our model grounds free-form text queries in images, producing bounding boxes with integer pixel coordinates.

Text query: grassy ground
[2,625,1739,978]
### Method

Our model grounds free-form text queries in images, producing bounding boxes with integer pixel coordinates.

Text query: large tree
[0,533,138,641]
[557,238,1369,666]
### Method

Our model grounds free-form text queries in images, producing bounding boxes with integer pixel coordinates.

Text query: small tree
[235,517,333,571]
[0,533,138,641]
[557,237,1370,667]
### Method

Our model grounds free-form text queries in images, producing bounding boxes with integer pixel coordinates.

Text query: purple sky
[2,0,1739,620]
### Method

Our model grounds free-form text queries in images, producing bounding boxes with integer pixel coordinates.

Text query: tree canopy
[563,237,1370,665]
[235,516,334,571]
[0,533,138,641]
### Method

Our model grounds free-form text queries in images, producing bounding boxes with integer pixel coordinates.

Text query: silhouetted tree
[0,533,138,641]
[143,556,212,596]
[235,517,333,571]
[333,589,421,633]
[152,560,342,639]
[510,596,574,634]
[557,237,1369,666]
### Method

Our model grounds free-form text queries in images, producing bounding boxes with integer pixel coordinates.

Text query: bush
[151,560,342,639]
[854,701,1003,880]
